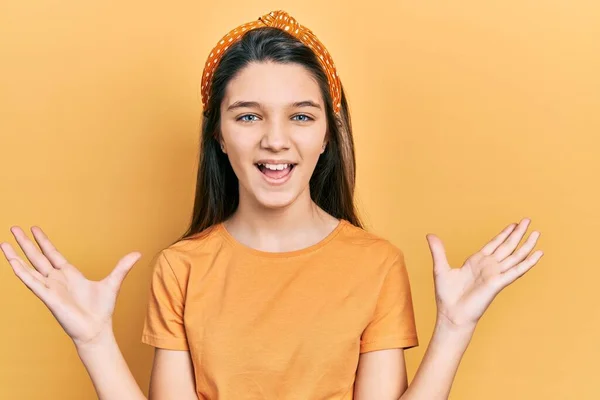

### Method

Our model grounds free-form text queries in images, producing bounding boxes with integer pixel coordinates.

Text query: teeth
[259,163,289,171]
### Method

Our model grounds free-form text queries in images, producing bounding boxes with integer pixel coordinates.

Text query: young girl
[1,10,543,400]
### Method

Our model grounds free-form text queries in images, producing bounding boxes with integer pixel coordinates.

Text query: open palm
[426,218,543,329]
[0,226,141,347]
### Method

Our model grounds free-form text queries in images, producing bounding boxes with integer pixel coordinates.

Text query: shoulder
[331,221,413,295]
[165,223,224,254]
[335,220,406,266]
[151,224,227,279]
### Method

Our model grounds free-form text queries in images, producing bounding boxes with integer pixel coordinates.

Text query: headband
[200,10,342,113]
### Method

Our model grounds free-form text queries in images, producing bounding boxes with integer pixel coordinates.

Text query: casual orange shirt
[142,219,418,399]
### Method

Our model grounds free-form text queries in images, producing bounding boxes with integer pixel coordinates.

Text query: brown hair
[173,27,362,244]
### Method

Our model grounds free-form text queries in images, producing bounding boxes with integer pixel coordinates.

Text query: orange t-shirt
[142,219,418,399]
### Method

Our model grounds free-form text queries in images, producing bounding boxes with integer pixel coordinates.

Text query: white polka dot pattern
[200,10,342,113]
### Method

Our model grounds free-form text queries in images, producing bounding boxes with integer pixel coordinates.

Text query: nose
[260,121,291,152]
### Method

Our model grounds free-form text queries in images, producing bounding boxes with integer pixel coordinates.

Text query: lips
[255,162,296,185]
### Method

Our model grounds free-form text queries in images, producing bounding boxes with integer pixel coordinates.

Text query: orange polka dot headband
[200,10,342,113]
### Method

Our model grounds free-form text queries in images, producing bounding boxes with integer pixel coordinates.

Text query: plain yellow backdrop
[1,1,598,399]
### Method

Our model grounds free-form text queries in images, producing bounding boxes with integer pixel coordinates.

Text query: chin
[253,189,299,210]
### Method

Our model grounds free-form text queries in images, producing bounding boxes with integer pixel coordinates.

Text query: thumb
[426,234,450,275]
[103,252,142,292]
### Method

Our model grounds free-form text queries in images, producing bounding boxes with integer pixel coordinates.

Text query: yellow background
[1,1,598,399]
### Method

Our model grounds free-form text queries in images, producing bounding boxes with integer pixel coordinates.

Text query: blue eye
[237,114,313,123]
[237,114,259,122]
[292,114,313,122]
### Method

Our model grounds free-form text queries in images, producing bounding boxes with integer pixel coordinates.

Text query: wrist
[74,324,115,353]
[434,314,476,343]
[428,322,474,359]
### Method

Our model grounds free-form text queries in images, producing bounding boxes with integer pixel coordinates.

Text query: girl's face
[219,61,328,210]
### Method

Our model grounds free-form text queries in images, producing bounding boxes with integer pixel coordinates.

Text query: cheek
[295,134,327,160]
[226,145,251,171]
[221,134,257,172]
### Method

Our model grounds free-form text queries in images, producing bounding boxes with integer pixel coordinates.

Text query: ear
[214,130,227,154]
[321,140,328,154]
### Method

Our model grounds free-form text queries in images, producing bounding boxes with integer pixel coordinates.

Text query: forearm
[75,327,147,400]
[399,318,475,400]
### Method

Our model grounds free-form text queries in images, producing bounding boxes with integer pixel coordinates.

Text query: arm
[354,319,472,400]
[355,218,543,399]
[149,349,197,400]
[76,330,198,400]
[354,349,409,399]
[75,327,146,400]
[1,226,197,400]
[398,318,473,400]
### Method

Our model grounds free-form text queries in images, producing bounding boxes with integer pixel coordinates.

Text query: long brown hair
[174,27,362,243]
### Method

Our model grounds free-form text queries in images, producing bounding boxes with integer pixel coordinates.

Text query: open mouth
[255,162,296,181]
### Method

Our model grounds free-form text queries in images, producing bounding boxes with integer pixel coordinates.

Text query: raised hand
[1,226,142,347]
[426,218,543,330]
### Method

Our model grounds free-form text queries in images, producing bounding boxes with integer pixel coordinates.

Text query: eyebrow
[226,100,322,112]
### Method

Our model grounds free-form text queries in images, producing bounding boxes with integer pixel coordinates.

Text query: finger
[498,230,541,273]
[492,218,531,261]
[9,226,55,277]
[2,243,52,302]
[479,223,517,256]
[496,250,543,288]
[30,226,69,269]
[103,252,142,291]
[426,234,451,275]
[1,242,47,283]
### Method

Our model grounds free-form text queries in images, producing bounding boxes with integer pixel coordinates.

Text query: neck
[224,185,340,252]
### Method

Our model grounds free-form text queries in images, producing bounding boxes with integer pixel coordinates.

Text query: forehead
[223,61,323,107]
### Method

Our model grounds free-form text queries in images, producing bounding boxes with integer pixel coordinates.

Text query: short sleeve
[141,250,189,350]
[360,250,419,353]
